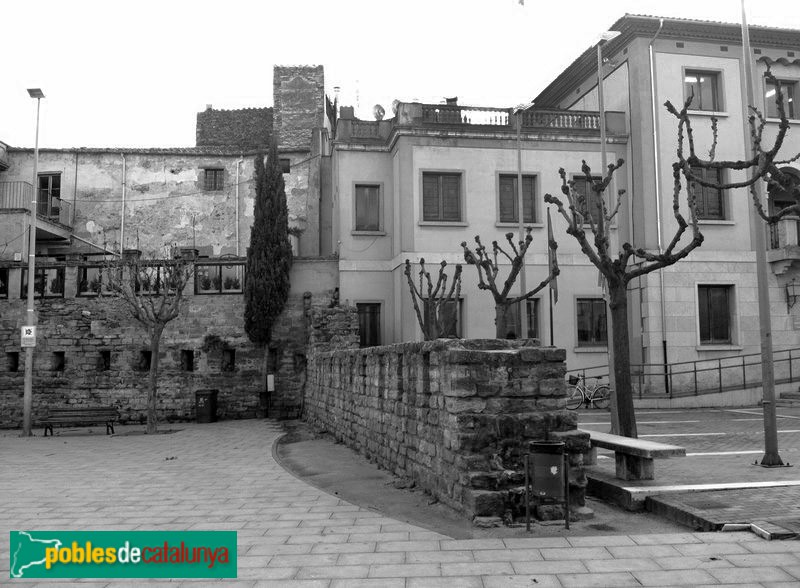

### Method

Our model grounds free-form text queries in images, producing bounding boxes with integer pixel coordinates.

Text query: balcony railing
[0,181,72,226]
[769,216,800,249]
[418,104,605,131]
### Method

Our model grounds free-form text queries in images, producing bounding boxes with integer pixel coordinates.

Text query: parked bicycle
[566,374,610,410]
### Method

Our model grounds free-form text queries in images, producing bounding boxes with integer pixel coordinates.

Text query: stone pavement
[2,419,800,587]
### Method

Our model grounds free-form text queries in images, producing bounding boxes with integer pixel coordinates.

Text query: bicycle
[565,374,610,410]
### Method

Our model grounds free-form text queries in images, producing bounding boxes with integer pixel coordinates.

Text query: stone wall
[0,259,339,428]
[273,66,325,151]
[304,339,588,521]
[195,107,273,149]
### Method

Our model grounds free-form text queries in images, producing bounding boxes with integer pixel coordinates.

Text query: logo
[10,531,236,579]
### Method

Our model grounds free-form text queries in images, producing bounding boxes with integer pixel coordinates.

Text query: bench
[42,407,120,437]
[579,429,685,481]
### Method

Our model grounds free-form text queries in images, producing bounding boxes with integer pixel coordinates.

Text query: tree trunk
[609,283,638,438]
[495,304,510,339]
[146,326,163,434]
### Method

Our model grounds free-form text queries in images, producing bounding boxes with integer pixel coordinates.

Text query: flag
[547,208,558,304]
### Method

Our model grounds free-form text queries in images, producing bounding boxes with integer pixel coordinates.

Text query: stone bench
[579,429,685,480]
[41,407,119,437]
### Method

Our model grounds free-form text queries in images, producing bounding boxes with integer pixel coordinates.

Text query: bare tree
[543,69,797,439]
[103,253,194,434]
[461,227,559,339]
[404,258,463,340]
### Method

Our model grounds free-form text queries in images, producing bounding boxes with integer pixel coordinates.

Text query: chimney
[445,97,458,105]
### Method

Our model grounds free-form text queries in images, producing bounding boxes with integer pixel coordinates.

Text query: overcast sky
[2,0,798,149]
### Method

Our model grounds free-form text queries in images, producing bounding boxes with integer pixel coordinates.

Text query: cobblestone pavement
[579,406,800,527]
[2,418,800,586]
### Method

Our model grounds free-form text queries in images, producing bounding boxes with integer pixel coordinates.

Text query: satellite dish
[391,99,400,115]
[373,104,385,121]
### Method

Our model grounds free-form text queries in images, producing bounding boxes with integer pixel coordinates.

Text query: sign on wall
[20,326,36,348]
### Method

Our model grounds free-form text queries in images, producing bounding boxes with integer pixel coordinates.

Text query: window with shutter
[355,184,381,231]
[422,172,462,222]
[499,175,536,223]
[689,167,726,220]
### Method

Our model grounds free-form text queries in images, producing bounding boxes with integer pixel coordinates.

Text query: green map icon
[10,531,63,578]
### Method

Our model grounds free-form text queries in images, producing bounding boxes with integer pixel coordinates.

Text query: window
[698,285,732,344]
[38,173,61,218]
[204,168,224,191]
[0,268,7,298]
[181,350,195,372]
[279,159,291,174]
[765,79,796,119]
[7,352,19,372]
[577,298,608,346]
[422,172,461,222]
[137,350,152,372]
[499,174,536,224]
[500,299,540,339]
[135,265,163,295]
[52,351,65,372]
[684,70,721,111]
[425,298,463,338]
[221,349,236,372]
[99,350,112,371]
[78,266,107,296]
[689,167,725,220]
[355,184,381,231]
[195,263,244,294]
[571,175,603,223]
[21,267,65,298]
[357,303,381,347]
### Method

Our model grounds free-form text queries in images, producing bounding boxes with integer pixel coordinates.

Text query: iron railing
[565,346,800,398]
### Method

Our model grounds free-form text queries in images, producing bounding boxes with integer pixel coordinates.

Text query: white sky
[2,0,798,148]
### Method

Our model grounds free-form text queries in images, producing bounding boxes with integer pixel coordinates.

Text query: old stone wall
[0,259,339,428]
[195,107,273,149]
[273,66,325,151]
[304,339,588,521]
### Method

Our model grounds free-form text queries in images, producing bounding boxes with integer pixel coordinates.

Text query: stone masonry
[304,337,589,522]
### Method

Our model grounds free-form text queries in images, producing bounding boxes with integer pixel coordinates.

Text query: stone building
[0,66,336,426]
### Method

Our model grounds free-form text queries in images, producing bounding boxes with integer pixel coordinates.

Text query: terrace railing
[0,181,72,226]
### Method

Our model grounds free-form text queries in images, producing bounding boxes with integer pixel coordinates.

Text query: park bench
[579,429,686,481]
[41,407,120,437]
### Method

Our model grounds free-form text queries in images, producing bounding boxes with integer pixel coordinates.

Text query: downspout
[72,152,79,226]
[649,18,669,394]
[235,155,243,256]
[120,153,126,253]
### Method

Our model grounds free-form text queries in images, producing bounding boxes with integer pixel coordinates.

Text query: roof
[534,14,800,107]
[5,145,301,156]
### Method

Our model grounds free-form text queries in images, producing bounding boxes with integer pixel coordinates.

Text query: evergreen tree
[245,141,293,344]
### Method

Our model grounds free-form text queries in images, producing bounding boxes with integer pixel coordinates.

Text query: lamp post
[596,31,620,432]
[22,88,44,437]
[740,1,782,466]
[513,103,534,339]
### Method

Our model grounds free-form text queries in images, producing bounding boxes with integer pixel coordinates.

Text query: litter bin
[530,441,565,499]
[196,389,218,423]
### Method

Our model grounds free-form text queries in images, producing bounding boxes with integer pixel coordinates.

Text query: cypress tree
[245,141,293,344]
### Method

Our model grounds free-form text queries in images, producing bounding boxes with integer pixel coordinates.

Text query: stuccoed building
[0,66,337,426]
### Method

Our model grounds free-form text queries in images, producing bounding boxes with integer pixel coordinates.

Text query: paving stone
[709,565,798,583]
[631,568,718,586]
[557,571,641,587]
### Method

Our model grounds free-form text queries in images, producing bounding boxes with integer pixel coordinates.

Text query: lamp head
[597,30,621,46]
[27,88,45,99]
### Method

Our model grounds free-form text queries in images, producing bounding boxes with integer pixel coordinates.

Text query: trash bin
[530,441,565,499]
[195,389,218,423]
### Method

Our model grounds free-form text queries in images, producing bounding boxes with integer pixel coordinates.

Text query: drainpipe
[235,155,243,256]
[120,153,126,253]
[72,152,79,226]
[649,18,669,394]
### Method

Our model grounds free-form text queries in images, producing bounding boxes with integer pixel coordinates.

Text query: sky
[2,0,798,149]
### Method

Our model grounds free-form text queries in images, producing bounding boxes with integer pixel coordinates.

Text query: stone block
[464,489,506,517]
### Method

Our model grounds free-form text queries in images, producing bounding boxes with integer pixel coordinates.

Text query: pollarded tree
[404,258,463,340]
[461,226,559,339]
[543,70,796,439]
[104,252,194,434]
[245,140,293,344]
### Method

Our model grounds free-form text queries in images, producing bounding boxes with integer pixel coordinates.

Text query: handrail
[565,346,800,398]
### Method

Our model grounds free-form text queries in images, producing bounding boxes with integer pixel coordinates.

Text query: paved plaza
[2,417,800,586]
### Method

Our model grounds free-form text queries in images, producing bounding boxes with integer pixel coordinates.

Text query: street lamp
[513,102,535,340]
[595,31,620,432]
[22,87,44,437]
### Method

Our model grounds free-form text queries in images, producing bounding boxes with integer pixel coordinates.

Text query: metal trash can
[531,441,565,499]
[196,389,218,423]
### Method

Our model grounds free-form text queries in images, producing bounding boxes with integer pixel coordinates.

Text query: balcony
[0,181,72,227]
[767,216,800,274]
[335,101,627,143]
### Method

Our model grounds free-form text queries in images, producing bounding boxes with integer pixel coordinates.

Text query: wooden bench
[579,429,686,481]
[42,407,120,437]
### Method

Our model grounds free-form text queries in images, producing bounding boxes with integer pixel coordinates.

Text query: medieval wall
[304,338,588,521]
[195,107,273,149]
